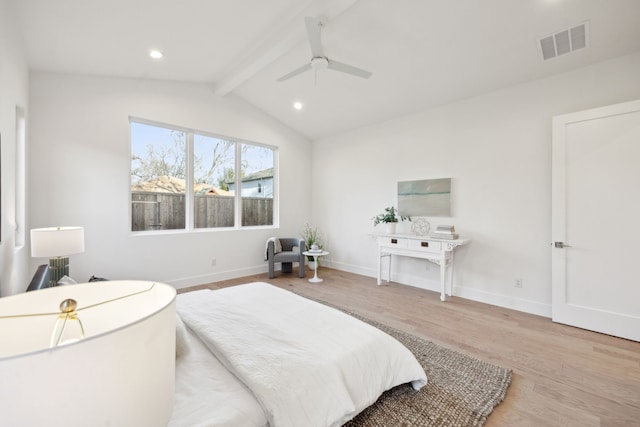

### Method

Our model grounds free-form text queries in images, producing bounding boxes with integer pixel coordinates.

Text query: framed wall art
[398,178,451,217]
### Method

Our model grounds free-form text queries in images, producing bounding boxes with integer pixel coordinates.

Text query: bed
[170,282,427,427]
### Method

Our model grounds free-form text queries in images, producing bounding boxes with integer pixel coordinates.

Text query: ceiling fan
[277,16,372,82]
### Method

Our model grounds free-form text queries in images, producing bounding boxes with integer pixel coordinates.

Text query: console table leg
[448,252,454,297]
[440,259,447,301]
[378,253,393,285]
[377,248,382,285]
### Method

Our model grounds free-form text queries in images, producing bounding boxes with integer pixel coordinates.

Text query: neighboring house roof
[131,175,233,196]
[203,187,233,196]
[226,167,274,185]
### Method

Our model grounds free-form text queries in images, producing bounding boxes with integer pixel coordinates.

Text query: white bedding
[170,315,267,427]
[172,282,426,427]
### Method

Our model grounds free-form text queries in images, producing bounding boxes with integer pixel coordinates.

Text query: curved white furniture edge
[0,280,176,427]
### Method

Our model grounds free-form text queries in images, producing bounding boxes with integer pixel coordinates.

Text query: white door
[551,99,640,342]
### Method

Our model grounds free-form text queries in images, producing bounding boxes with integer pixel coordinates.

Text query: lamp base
[49,257,70,287]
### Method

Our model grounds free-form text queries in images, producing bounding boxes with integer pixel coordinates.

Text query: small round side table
[302,251,329,283]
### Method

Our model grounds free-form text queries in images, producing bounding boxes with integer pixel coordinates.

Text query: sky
[131,121,273,185]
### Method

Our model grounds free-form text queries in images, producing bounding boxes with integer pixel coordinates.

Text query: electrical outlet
[515,279,523,288]
[211,259,216,267]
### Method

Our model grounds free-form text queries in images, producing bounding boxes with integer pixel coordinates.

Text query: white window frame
[129,117,278,234]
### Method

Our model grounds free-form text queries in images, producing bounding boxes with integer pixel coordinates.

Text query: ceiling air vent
[539,21,589,61]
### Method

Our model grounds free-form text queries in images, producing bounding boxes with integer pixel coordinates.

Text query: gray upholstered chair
[267,238,306,279]
[26,264,51,292]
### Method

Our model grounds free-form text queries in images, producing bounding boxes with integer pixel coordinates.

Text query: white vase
[385,222,397,234]
[308,260,317,270]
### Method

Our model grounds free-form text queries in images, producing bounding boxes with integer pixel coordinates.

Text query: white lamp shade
[30,226,85,258]
[0,281,176,427]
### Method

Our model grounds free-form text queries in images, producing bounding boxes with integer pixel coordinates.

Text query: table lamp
[0,280,176,427]
[30,226,85,286]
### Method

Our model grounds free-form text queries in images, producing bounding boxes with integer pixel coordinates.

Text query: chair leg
[282,262,292,273]
[268,262,275,279]
[298,261,305,278]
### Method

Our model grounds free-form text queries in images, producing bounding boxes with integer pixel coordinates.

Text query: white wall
[28,72,311,288]
[0,0,30,296]
[20,42,640,317]
[311,51,640,316]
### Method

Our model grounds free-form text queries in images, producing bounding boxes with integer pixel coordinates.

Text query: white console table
[373,233,469,301]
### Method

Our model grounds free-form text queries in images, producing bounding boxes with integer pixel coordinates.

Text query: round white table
[302,250,329,283]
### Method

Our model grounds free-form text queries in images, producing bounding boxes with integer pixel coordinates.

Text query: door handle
[554,242,571,248]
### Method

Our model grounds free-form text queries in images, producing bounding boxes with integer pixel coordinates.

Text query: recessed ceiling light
[293,101,303,110]
[149,50,164,59]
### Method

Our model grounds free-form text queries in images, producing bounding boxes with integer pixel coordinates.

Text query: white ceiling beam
[213,0,359,96]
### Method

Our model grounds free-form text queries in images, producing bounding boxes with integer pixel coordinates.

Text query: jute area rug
[306,295,512,427]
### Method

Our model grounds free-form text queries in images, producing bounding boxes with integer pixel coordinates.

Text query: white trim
[14,106,27,250]
[455,285,551,318]
[167,265,268,290]
[185,132,195,230]
[330,260,551,317]
[551,98,640,341]
[128,117,277,234]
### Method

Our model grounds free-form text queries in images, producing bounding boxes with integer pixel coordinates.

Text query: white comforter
[175,282,426,427]
[171,314,268,427]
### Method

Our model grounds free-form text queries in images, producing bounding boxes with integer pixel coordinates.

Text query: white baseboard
[454,285,551,318]
[166,265,267,290]
[325,260,376,279]
[169,260,552,318]
[330,260,445,294]
[328,260,551,318]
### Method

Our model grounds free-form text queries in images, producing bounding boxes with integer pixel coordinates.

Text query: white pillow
[274,238,282,254]
[57,275,77,286]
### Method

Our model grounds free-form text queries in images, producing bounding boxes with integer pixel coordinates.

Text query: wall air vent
[539,21,589,61]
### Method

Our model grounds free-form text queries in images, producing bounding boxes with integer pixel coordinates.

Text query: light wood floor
[179,267,640,427]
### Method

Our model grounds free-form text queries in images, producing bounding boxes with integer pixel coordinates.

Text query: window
[193,134,235,229]
[130,119,276,232]
[14,106,26,248]
[240,144,274,226]
[131,123,186,231]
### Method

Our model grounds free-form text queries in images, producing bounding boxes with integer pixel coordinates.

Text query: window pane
[130,122,186,231]
[193,134,236,229]
[240,144,274,226]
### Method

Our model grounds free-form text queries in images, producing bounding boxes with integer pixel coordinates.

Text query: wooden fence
[131,192,273,231]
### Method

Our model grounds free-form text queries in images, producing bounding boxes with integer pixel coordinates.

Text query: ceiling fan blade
[327,59,372,79]
[304,16,325,58]
[276,63,312,82]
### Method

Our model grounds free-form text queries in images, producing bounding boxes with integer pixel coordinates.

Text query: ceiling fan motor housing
[311,57,329,70]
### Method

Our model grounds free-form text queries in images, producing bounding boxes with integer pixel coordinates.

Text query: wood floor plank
[178,267,640,426]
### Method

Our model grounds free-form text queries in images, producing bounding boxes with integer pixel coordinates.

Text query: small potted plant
[301,222,323,270]
[372,206,410,234]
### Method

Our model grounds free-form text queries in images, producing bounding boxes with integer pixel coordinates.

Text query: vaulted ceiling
[10,0,640,139]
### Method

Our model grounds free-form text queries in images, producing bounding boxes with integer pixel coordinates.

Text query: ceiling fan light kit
[277,16,372,82]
